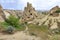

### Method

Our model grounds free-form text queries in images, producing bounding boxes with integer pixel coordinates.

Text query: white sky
[0,0,60,10]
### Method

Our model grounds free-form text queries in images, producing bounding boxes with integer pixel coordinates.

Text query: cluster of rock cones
[0,2,60,30]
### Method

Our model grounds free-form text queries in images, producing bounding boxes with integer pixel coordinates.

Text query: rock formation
[0,5,5,22]
[22,2,38,22]
[26,5,60,30]
[0,5,3,12]
[0,5,11,21]
[0,3,60,30]
[49,6,60,17]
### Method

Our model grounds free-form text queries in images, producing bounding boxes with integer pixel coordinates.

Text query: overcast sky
[0,0,60,10]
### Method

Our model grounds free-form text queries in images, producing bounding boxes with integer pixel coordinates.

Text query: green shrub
[6,15,20,28]
[0,15,25,31]
[55,9,60,13]
[0,22,9,29]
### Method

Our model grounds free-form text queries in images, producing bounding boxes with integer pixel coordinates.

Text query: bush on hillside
[0,15,25,33]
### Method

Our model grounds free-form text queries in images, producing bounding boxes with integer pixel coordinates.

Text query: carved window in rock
[50,14,53,16]
[27,16,30,18]
[30,13,32,15]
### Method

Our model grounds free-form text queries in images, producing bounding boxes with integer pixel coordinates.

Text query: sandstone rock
[3,11,10,19]
[0,5,11,22]
[22,2,38,22]
[0,5,3,12]
[0,16,4,22]
[49,6,59,17]
[0,5,5,22]
[4,10,23,19]
[50,22,58,29]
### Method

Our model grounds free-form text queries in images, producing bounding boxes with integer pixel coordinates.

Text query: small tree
[0,15,26,33]
[6,15,20,28]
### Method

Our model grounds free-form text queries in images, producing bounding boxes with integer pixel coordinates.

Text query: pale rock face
[0,16,4,22]
[50,22,58,29]
[3,11,10,19]
[0,5,5,22]
[0,5,3,12]
[0,5,10,22]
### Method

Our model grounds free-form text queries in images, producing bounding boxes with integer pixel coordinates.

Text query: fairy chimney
[22,2,38,22]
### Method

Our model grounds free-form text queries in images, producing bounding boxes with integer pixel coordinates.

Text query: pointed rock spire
[22,2,38,22]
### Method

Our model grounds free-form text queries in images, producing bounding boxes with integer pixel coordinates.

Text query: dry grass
[27,24,50,40]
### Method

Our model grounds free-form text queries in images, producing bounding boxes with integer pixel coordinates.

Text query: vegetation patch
[55,9,60,13]
[48,35,60,40]
[0,15,25,33]
[27,24,50,40]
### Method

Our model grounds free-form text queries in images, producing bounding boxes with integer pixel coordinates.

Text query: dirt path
[0,24,41,40]
[23,24,28,33]
[0,31,41,40]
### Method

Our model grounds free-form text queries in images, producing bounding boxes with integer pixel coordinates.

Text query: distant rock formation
[49,6,60,17]
[22,2,38,22]
[0,5,23,22]
[0,5,11,22]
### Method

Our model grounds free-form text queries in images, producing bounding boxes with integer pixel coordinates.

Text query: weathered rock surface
[22,2,38,22]
[49,6,60,17]
[29,6,60,29]
[0,5,5,22]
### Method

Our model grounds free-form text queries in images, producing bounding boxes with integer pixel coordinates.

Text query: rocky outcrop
[0,5,3,12]
[0,5,5,22]
[4,10,23,18]
[0,5,11,22]
[49,6,60,17]
[0,5,23,22]
[22,2,38,22]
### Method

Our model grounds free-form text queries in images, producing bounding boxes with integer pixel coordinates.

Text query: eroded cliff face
[24,5,60,30]
[0,5,5,22]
